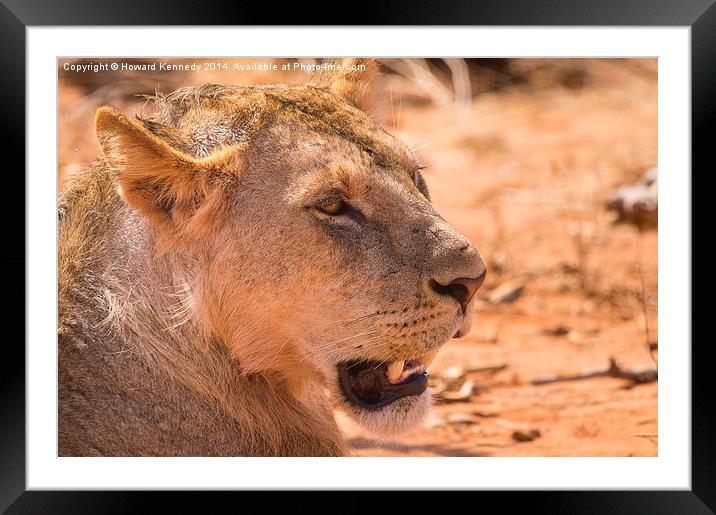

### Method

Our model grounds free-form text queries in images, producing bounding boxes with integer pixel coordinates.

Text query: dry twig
[531,358,657,387]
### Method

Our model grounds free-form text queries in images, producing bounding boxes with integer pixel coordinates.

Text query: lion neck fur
[58,163,348,456]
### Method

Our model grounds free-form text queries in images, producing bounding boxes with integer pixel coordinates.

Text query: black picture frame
[2,1,712,512]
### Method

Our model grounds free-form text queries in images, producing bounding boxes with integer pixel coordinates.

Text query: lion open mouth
[337,349,439,410]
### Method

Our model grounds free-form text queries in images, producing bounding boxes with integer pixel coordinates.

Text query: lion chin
[325,350,441,436]
[326,308,476,437]
[338,389,433,437]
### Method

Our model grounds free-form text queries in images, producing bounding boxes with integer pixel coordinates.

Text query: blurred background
[58,58,658,456]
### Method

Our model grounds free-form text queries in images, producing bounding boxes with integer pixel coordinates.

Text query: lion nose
[430,269,486,312]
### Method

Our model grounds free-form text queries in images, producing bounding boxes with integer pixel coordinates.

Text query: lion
[58,58,486,456]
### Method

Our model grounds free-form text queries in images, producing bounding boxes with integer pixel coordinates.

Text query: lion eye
[317,200,347,216]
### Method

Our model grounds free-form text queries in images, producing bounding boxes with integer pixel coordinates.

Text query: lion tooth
[418,349,440,369]
[387,360,405,382]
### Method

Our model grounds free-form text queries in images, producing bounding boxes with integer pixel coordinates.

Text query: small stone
[428,377,447,395]
[440,364,465,379]
[440,380,477,402]
[447,413,477,425]
[486,280,525,304]
[619,310,632,320]
[567,331,583,344]
[478,327,499,343]
[426,416,447,428]
[560,263,580,274]
[512,429,541,442]
[605,167,658,229]
[557,282,572,293]
[543,324,570,337]
[471,410,499,418]
[489,252,509,273]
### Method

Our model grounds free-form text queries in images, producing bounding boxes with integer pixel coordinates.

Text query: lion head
[94,59,486,439]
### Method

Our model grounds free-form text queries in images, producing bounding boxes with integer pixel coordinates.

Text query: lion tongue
[386,361,405,383]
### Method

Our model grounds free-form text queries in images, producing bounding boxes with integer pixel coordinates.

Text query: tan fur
[308,58,384,122]
[59,61,485,456]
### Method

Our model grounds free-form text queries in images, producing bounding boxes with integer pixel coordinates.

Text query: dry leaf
[440,380,476,402]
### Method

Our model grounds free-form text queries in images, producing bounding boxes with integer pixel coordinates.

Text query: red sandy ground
[58,59,658,457]
[340,64,658,456]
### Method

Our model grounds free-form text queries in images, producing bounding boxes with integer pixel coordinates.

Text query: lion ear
[308,58,385,123]
[95,106,240,230]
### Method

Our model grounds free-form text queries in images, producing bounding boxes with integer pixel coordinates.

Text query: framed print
[3,0,713,512]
